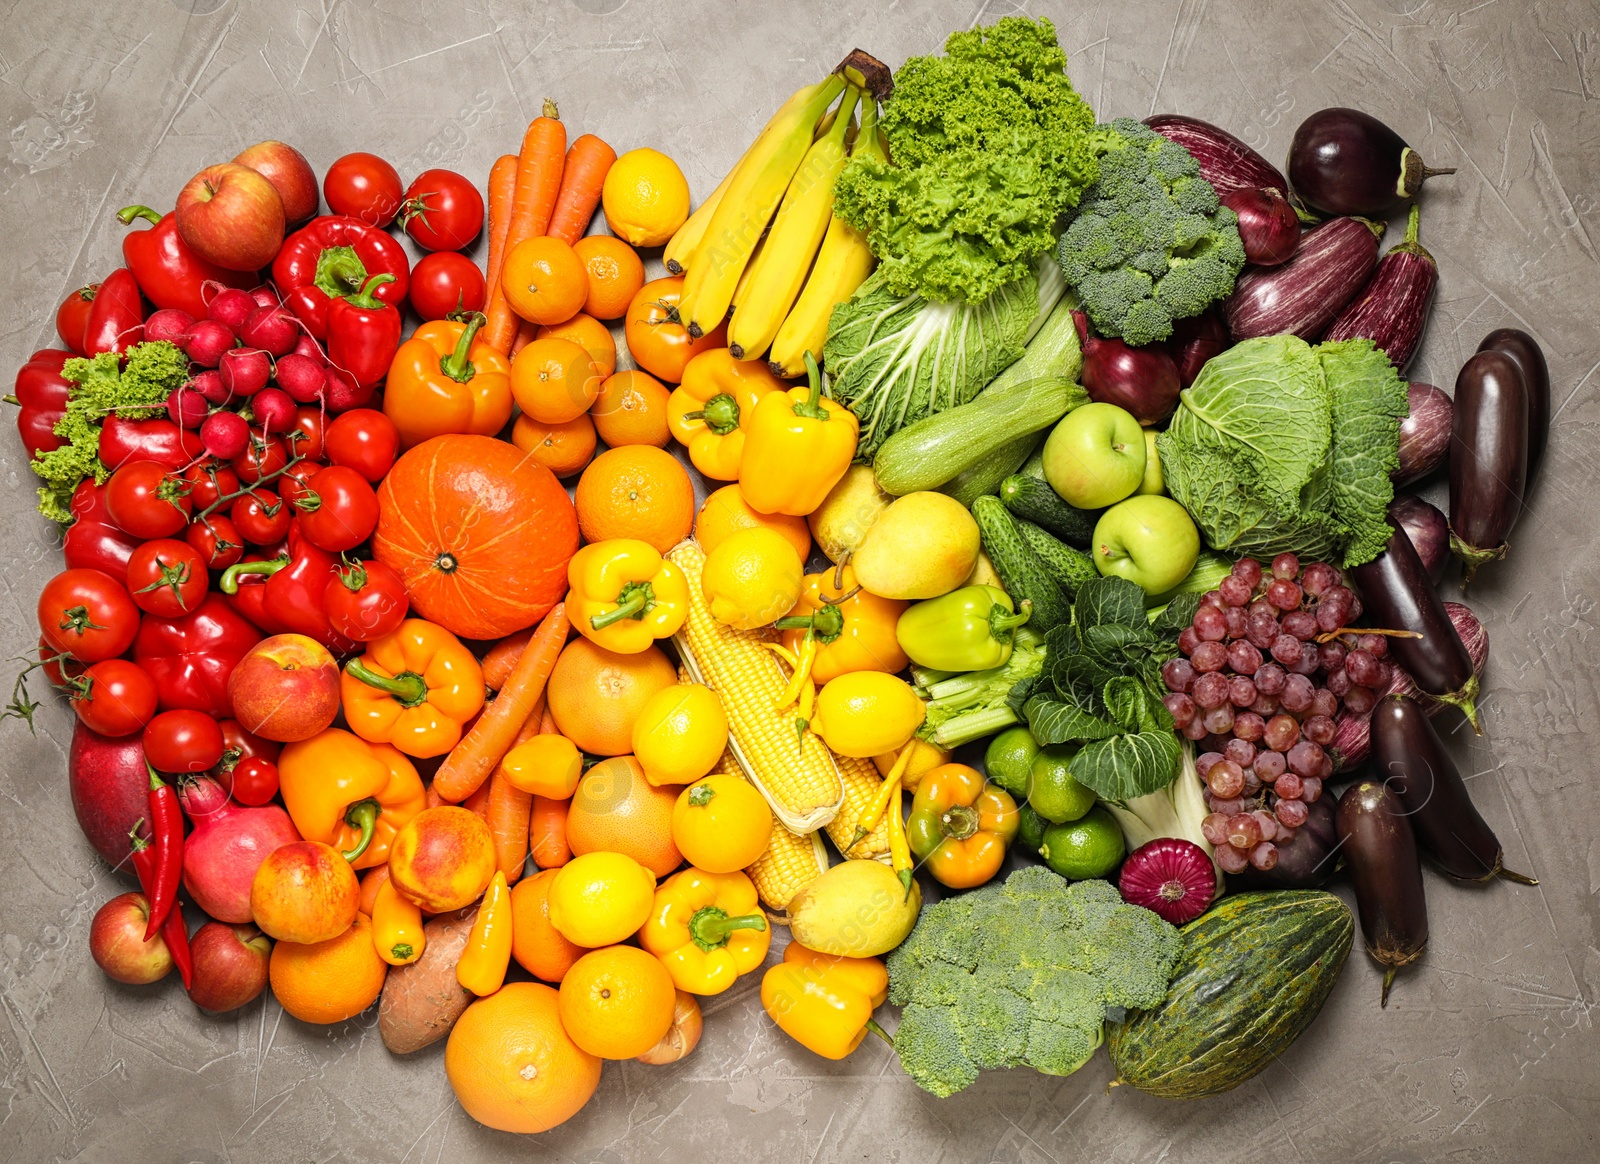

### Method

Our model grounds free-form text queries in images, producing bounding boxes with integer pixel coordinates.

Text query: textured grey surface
[0,1,1596,1160]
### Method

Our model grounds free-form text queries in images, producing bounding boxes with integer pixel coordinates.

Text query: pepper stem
[794,352,831,421]
[865,1018,894,1047]
[987,598,1032,644]
[218,556,289,595]
[940,803,980,842]
[345,272,396,310]
[682,393,741,435]
[589,580,655,630]
[440,311,486,383]
[346,658,430,707]
[146,763,168,792]
[341,798,380,863]
[117,205,163,227]
[686,905,767,952]
[774,601,845,644]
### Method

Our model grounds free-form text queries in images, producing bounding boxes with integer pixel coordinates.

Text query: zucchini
[970,496,1071,632]
[1019,442,1047,480]
[998,474,1099,548]
[940,431,1043,509]
[1015,519,1098,600]
[1107,891,1354,1100]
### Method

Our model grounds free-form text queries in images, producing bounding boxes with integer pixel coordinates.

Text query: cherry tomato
[409,252,486,321]
[142,708,225,772]
[323,152,404,227]
[324,558,409,641]
[231,488,293,545]
[295,465,379,552]
[71,659,157,737]
[624,277,724,383]
[186,515,245,570]
[324,409,400,483]
[126,539,208,618]
[275,461,320,509]
[56,284,95,356]
[183,461,241,511]
[38,568,140,663]
[38,636,84,688]
[231,434,289,485]
[399,168,485,253]
[226,756,280,806]
[289,405,326,462]
[105,460,192,539]
[218,717,281,768]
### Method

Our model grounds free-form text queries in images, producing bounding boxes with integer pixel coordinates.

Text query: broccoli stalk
[1100,743,1224,890]
[914,627,1045,749]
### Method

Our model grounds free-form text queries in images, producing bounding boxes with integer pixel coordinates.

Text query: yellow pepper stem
[687,905,767,953]
[681,392,741,435]
[439,310,486,382]
[865,1018,894,1046]
[589,579,656,630]
[774,602,845,644]
[795,351,832,421]
[345,657,429,707]
[340,797,380,863]
[939,804,981,842]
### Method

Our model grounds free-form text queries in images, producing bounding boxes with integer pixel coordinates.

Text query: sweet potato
[377,906,478,1054]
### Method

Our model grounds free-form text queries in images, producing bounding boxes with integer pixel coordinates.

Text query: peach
[250,840,358,944]
[388,806,496,912]
[228,634,340,742]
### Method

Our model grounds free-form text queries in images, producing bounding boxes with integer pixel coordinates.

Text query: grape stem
[1313,626,1423,644]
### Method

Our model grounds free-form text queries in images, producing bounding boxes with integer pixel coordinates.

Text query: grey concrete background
[0,0,1596,1160]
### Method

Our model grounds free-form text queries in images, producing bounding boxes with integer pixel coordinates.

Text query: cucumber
[940,431,1044,508]
[1015,519,1098,600]
[1107,891,1354,1100]
[970,496,1071,632]
[1019,442,1047,480]
[998,474,1099,548]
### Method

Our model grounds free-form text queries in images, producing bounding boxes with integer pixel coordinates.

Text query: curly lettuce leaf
[1321,338,1409,566]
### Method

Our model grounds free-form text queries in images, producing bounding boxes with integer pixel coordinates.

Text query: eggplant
[1228,795,1339,890]
[1336,779,1429,1006]
[1323,204,1438,371]
[1449,350,1529,587]
[1350,523,1481,732]
[1143,114,1289,196]
[1370,695,1536,885]
[1387,494,1449,583]
[1478,328,1550,481]
[1224,217,1383,341]
[1287,108,1455,218]
[1394,381,1452,486]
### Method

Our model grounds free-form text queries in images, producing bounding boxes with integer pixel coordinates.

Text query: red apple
[233,141,319,225]
[176,163,285,272]
[187,922,272,1011]
[226,633,340,742]
[90,892,173,984]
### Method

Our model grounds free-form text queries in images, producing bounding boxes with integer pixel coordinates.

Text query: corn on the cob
[670,540,843,833]
[709,747,741,777]
[824,753,891,861]
[747,825,828,917]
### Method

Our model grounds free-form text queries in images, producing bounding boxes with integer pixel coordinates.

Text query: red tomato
[186,516,245,570]
[56,284,94,355]
[399,169,485,253]
[38,636,84,688]
[143,708,225,772]
[72,659,157,737]
[323,152,404,227]
[232,435,289,484]
[105,460,192,539]
[324,409,399,483]
[231,489,293,545]
[289,405,326,461]
[217,717,281,768]
[127,539,208,618]
[324,558,409,641]
[183,461,242,511]
[226,756,280,806]
[296,465,378,552]
[275,462,320,509]
[38,568,140,663]
[409,252,486,321]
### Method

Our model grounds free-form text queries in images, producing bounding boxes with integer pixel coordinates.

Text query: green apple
[1135,429,1164,495]
[1042,402,1146,509]
[1092,494,1200,594]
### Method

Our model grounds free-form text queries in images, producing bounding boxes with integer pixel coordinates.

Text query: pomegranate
[177,773,300,923]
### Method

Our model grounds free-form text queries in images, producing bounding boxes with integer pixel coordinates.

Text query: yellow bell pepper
[341,619,485,759]
[760,941,889,1060]
[639,868,770,995]
[371,877,425,966]
[567,539,690,654]
[384,313,514,449]
[500,734,583,798]
[457,871,512,995]
[666,348,789,481]
[777,564,908,686]
[738,352,858,517]
[278,727,427,870]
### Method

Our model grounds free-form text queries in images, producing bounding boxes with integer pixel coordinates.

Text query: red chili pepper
[271,215,410,340]
[133,593,262,719]
[57,286,95,355]
[117,205,255,320]
[219,524,357,652]
[143,765,184,940]
[63,480,142,578]
[128,822,192,989]
[325,274,402,389]
[11,349,73,456]
[99,414,205,472]
[82,268,146,357]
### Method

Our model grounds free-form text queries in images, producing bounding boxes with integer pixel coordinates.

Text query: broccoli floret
[894,1005,979,1098]
[1057,117,1245,346]
[1026,1019,1101,1077]
[960,987,1031,1069]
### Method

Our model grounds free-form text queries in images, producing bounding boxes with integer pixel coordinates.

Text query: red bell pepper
[100,415,204,471]
[56,287,94,356]
[62,480,141,578]
[326,274,402,389]
[271,216,409,341]
[118,205,255,319]
[219,525,356,653]
[220,549,289,635]
[82,268,145,357]
[12,349,73,456]
[133,593,262,719]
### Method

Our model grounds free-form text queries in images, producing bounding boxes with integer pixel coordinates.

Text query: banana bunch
[666,53,887,376]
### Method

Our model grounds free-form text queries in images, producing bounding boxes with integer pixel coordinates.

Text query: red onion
[207,287,257,331]
[183,319,236,368]
[1073,311,1182,424]
[143,308,195,347]
[200,410,250,459]
[1388,494,1449,583]
[1165,309,1229,388]
[240,304,298,357]
[1221,187,1301,266]
[219,347,271,398]
[1118,838,1217,925]
[1394,381,1452,486]
[1143,114,1289,196]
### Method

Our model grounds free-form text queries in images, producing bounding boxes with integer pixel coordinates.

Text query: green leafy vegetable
[915,626,1045,749]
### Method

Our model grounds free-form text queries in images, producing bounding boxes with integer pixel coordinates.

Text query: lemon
[603,149,690,247]
[546,852,657,947]
[632,683,729,786]
[813,672,926,758]
[700,526,803,629]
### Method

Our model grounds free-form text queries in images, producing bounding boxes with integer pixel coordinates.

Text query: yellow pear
[852,492,980,600]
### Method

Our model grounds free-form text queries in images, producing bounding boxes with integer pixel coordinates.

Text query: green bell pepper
[895,585,1032,673]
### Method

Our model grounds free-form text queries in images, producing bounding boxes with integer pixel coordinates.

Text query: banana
[767,99,884,378]
[681,73,846,339]
[727,88,860,361]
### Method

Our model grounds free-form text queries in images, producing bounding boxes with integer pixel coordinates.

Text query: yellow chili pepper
[341,619,485,759]
[567,539,690,654]
[666,348,788,481]
[371,877,425,966]
[278,728,426,870]
[500,734,583,798]
[738,352,858,517]
[760,940,890,1060]
[886,782,915,898]
[777,564,908,686]
[384,313,514,449]
[456,870,512,996]
[638,868,770,995]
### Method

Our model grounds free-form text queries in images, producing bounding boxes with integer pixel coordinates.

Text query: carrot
[539,704,558,736]
[481,628,534,691]
[485,694,545,884]
[463,780,492,820]
[482,154,519,319]
[510,318,538,358]
[546,133,617,246]
[530,795,571,869]
[432,603,569,802]
[485,99,567,354]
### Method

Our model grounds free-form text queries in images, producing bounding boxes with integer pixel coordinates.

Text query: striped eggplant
[1449,350,1529,587]
[1394,381,1453,485]
[1478,328,1550,481]
[1324,204,1437,370]
[1224,217,1384,341]
[1143,114,1289,196]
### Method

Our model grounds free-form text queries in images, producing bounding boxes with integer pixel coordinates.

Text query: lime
[984,727,1038,798]
[1027,745,1097,824]
[1039,805,1125,880]
[1016,803,1047,854]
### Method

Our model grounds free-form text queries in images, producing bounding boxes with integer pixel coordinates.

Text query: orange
[592,370,670,449]
[509,869,585,983]
[501,236,588,326]
[268,912,387,1024]
[624,277,725,384]
[547,637,678,756]
[445,982,601,1134]
[574,445,695,553]
[536,312,617,377]
[696,483,811,564]
[512,411,596,478]
[511,337,603,425]
[558,945,676,1059]
[573,236,645,321]
[563,755,683,876]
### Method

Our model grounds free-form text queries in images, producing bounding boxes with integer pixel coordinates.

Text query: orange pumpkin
[373,434,579,640]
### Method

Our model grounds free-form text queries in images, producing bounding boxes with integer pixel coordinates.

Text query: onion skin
[1336,780,1429,1006]
[1117,838,1216,925]
[1144,114,1289,196]
[1224,217,1384,341]
[1387,494,1449,583]
[1323,204,1437,371]
[1220,187,1301,266]
[1288,107,1455,219]
[1478,328,1550,482]
[1449,350,1529,587]
[1394,382,1452,486]
[1164,309,1228,389]
[1073,311,1182,424]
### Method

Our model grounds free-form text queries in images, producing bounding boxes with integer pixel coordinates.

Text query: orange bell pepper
[777,564,907,686]
[341,619,486,758]
[383,312,514,449]
[457,870,513,995]
[277,728,427,870]
[666,348,788,481]
[905,763,1018,890]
